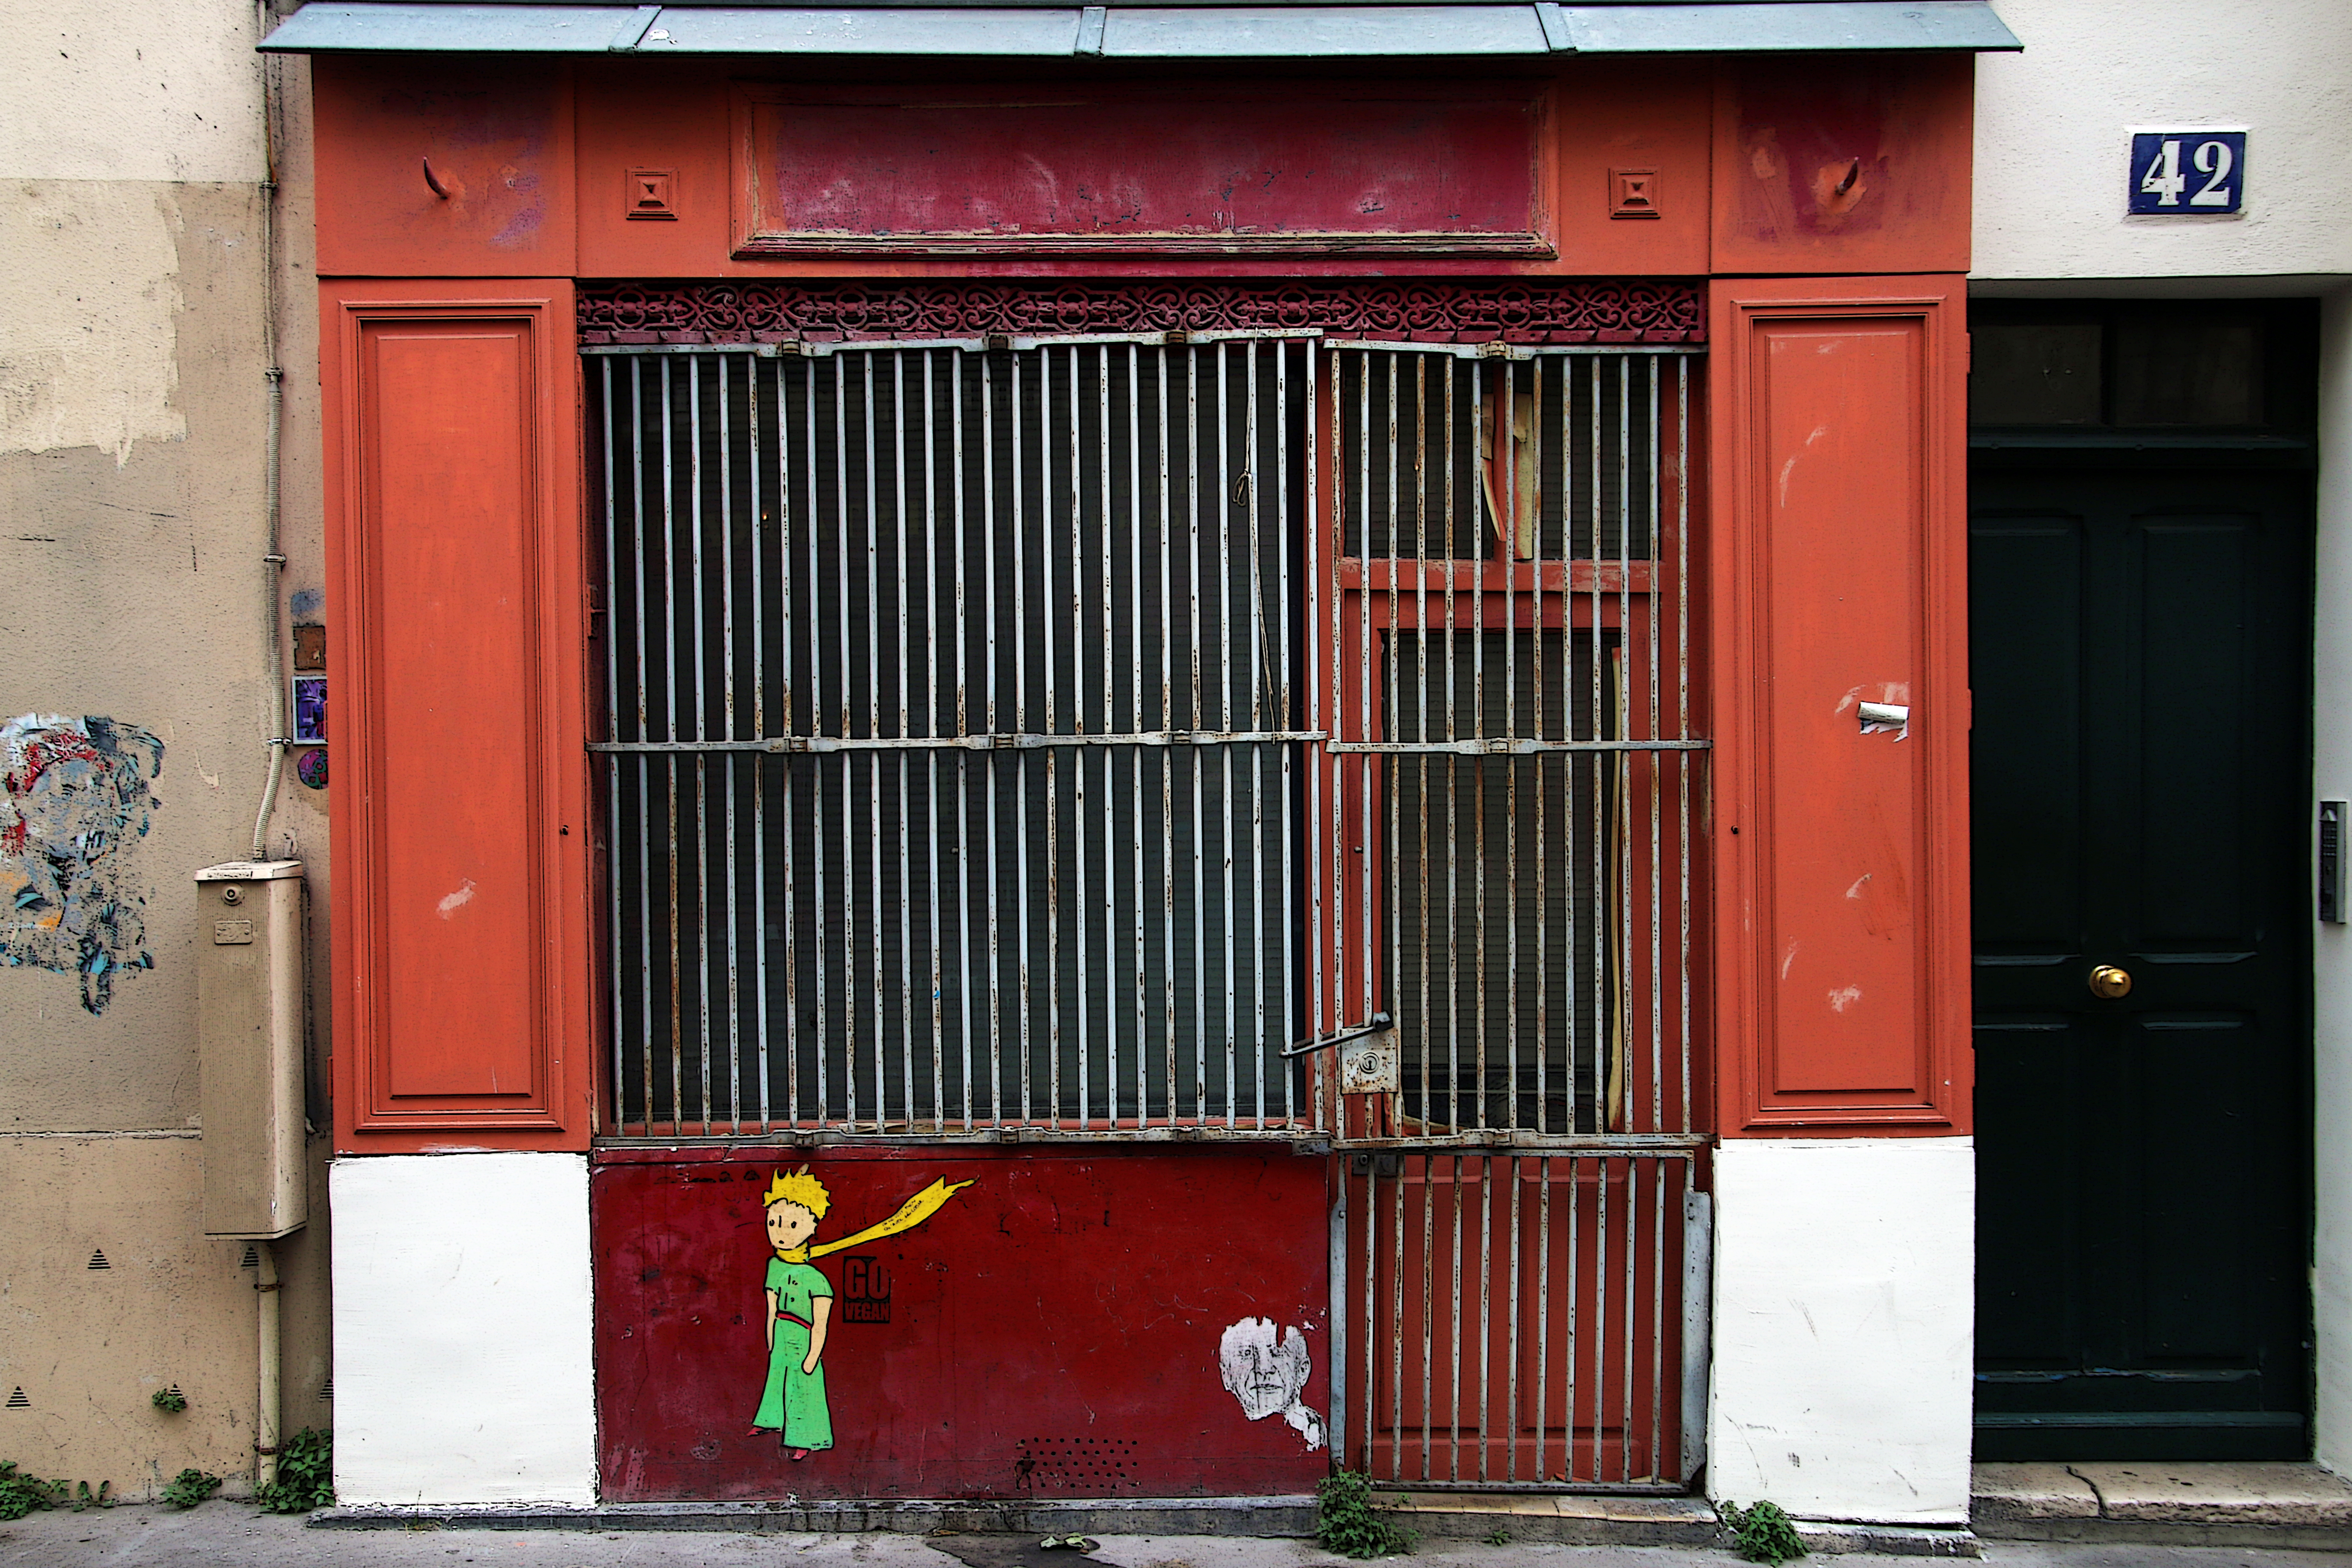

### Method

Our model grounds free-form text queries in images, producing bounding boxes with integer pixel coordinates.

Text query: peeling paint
[0,714,165,1014]
[0,184,190,464]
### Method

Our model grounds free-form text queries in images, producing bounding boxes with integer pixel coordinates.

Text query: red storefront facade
[285,4,2000,1512]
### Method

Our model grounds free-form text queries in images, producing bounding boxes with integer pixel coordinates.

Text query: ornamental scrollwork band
[578,279,1704,346]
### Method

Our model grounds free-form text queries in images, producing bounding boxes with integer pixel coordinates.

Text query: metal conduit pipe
[255,1240,282,1488]
[251,361,286,863]
[249,4,290,1496]
[250,0,288,865]
[250,249,286,854]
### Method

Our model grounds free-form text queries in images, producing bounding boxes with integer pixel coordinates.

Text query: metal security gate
[586,322,1708,1490]
[1313,342,1708,1489]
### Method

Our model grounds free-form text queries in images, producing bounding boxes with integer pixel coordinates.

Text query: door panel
[2137,520,2255,942]
[1971,467,2309,1461]
[1968,521,2084,946]
[1972,1015,2084,1370]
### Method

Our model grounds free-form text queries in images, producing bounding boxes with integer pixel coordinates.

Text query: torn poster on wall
[0,714,165,1014]
[1218,1317,1327,1451]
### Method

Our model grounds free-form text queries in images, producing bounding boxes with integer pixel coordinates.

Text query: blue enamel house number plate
[2129,131,2246,214]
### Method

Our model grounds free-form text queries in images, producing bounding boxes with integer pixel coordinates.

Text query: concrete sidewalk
[4,1509,2352,1568]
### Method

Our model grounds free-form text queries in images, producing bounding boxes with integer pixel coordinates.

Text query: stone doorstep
[1384,1493,1978,1557]
[1788,1522,1982,1559]
[1973,1461,2352,1545]
[1381,1491,1720,1545]
[1385,1491,1711,1517]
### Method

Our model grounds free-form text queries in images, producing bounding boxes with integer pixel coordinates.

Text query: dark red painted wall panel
[733,85,1550,257]
[594,1146,1330,1500]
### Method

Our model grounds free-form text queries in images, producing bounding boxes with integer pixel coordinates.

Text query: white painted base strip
[331,1152,596,1505]
[1707,1136,1974,1525]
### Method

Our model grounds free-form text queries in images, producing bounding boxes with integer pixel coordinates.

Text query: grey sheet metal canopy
[260,0,2021,57]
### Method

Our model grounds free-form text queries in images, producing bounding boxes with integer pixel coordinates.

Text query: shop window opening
[587,334,1704,1153]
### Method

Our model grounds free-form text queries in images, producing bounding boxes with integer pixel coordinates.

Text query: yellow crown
[762,1167,831,1219]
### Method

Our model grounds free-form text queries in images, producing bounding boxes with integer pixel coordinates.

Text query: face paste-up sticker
[1218,1317,1326,1451]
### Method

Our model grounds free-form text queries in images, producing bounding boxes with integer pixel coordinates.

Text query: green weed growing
[1718,1499,1807,1565]
[254,1427,334,1515]
[1315,1470,1413,1560]
[0,1462,66,1522]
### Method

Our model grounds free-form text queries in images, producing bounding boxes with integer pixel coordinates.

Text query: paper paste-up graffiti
[1218,1317,1326,1451]
[754,1168,973,1461]
[0,714,165,1016]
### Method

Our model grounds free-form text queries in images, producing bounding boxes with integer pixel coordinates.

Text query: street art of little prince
[753,1167,972,1460]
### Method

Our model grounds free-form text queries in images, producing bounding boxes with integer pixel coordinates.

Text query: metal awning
[260,0,2020,56]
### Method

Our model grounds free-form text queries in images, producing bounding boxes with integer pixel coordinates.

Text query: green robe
[753,1256,834,1450]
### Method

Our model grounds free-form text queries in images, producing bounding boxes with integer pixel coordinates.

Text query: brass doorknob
[2088,964,2133,1000]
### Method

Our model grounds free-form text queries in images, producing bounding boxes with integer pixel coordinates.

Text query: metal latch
[1282,1012,1400,1095]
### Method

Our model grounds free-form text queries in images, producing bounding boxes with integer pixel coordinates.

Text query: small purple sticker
[292,676,328,745]
[296,749,329,790]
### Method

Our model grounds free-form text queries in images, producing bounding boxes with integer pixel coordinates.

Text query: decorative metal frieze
[576,279,1704,346]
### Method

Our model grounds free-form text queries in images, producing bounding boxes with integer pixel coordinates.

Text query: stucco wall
[0,0,269,184]
[1708,1138,1975,1524]
[0,1136,329,1498]
[331,1154,597,1506]
[0,0,331,1496]
[1973,0,2352,282]
[1975,0,2352,1475]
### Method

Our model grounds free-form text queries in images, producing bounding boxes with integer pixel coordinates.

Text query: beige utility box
[195,860,307,1239]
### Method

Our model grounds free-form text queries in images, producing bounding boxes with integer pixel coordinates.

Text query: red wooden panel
[312,58,577,278]
[1709,55,1973,277]
[371,328,540,1097]
[592,1146,1329,1500]
[573,62,1703,281]
[1548,61,1710,276]
[731,83,1553,257]
[324,282,593,1151]
[1708,276,1969,1133]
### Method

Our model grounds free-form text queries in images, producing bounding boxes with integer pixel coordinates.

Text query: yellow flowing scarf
[778,1176,974,1265]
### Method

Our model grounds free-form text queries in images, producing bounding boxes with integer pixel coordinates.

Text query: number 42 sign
[2130,130,2246,215]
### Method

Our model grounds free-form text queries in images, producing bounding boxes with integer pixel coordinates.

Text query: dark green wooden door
[1971,465,2311,1461]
